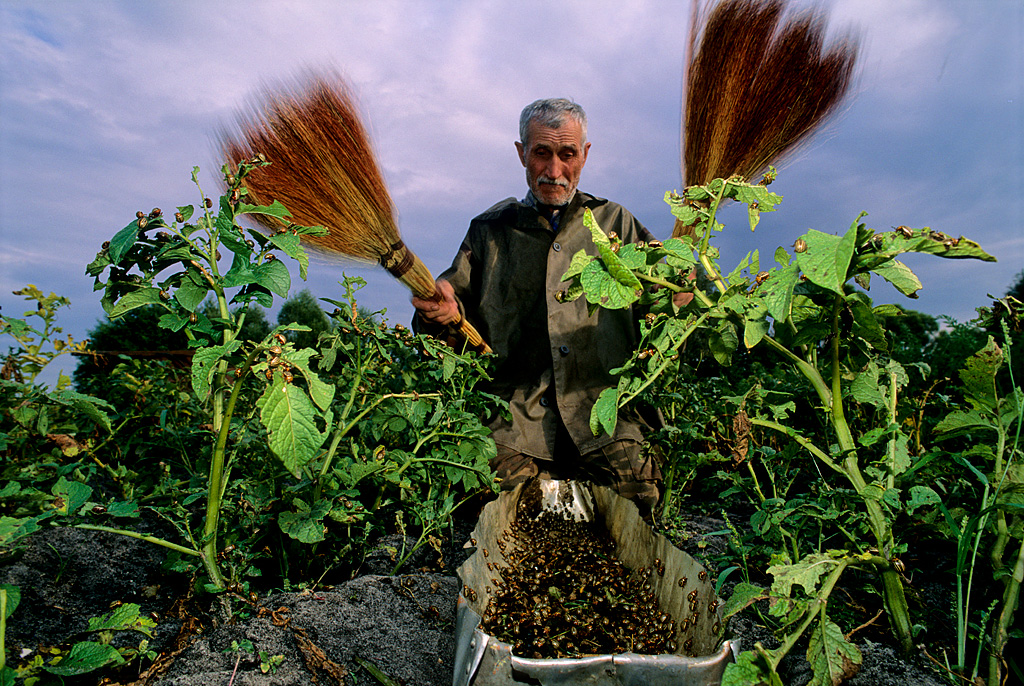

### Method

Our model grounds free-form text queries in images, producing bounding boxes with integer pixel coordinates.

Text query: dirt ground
[1,518,951,685]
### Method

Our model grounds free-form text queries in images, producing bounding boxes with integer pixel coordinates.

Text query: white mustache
[538,176,568,187]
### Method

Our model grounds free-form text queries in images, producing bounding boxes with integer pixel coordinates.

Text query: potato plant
[561,171,1020,685]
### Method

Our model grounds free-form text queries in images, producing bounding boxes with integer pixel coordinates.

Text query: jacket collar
[516,190,599,233]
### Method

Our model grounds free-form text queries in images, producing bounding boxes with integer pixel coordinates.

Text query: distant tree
[278,289,331,349]
[1006,268,1024,302]
[875,306,939,366]
[235,304,273,343]
[74,307,189,395]
[75,302,274,396]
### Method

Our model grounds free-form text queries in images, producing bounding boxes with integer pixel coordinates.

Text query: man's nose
[544,158,563,179]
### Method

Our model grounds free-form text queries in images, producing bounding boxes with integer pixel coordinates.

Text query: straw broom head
[219,71,491,352]
[679,0,859,216]
[219,70,438,301]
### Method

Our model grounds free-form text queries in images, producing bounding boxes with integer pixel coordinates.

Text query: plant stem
[989,535,1024,686]
[74,524,201,557]
[0,588,6,673]
[762,554,857,673]
[617,313,710,408]
[201,345,262,588]
[747,417,843,476]
[886,370,898,491]
[696,185,729,294]
[761,336,832,407]
[634,272,714,308]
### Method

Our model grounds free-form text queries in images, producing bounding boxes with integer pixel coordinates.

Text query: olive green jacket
[427,190,654,458]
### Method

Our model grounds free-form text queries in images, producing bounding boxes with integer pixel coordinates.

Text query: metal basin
[454,480,736,685]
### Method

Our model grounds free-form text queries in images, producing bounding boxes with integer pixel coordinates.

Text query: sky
[1,0,1021,386]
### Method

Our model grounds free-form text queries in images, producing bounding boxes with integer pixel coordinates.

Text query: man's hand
[412,279,460,326]
[672,268,696,308]
[672,290,694,308]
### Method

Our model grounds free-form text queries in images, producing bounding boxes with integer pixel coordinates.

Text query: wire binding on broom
[219,70,490,351]
[675,0,859,237]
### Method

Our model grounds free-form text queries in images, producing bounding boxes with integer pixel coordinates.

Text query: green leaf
[88,603,156,636]
[254,259,291,298]
[0,514,49,547]
[584,209,643,296]
[442,353,457,381]
[223,252,257,288]
[659,238,697,271]
[871,259,922,297]
[1,584,21,619]
[257,376,326,477]
[108,288,165,318]
[52,477,92,515]
[857,226,996,267]
[177,204,195,222]
[907,485,942,515]
[580,260,641,310]
[270,233,311,280]
[106,500,141,518]
[849,362,886,408]
[47,389,114,433]
[935,408,993,435]
[848,297,887,351]
[282,348,335,411]
[768,552,836,597]
[174,276,208,313]
[108,220,140,265]
[589,387,619,436]
[237,199,292,219]
[861,483,886,501]
[743,301,770,349]
[806,616,862,686]
[562,249,594,281]
[889,432,912,477]
[278,499,333,543]
[796,226,857,295]
[759,263,800,321]
[722,582,768,621]
[959,337,1003,411]
[709,319,739,366]
[723,650,784,686]
[44,641,125,676]
[190,340,242,400]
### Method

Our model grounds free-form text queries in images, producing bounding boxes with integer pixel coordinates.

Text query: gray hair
[518,98,588,148]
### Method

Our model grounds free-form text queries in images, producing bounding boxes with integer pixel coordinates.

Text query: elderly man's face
[515,118,590,207]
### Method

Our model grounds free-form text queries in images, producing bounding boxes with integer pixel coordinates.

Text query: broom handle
[381,243,492,354]
[419,284,493,354]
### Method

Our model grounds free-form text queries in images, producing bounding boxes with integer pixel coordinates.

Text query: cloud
[0,0,1021,388]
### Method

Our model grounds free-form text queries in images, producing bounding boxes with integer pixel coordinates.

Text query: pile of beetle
[475,509,684,660]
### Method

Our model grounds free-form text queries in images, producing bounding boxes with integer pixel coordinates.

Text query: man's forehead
[526,120,584,149]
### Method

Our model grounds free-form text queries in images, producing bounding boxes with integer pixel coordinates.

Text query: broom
[220,71,491,353]
[674,0,859,238]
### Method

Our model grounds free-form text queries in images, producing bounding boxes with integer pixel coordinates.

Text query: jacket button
[559,345,570,356]
[552,242,561,252]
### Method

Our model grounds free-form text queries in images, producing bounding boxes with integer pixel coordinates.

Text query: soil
[2,513,952,685]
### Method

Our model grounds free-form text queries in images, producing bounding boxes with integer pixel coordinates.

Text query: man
[413,99,661,510]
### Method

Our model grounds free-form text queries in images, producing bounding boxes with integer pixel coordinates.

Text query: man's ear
[515,141,526,167]
[582,141,591,165]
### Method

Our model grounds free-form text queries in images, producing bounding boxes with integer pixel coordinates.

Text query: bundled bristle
[681,0,859,187]
[220,71,440,300]
[220,71,490,352]
[221,72,392,260]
